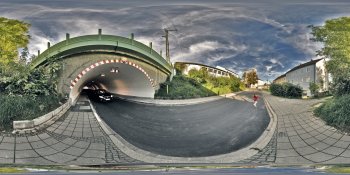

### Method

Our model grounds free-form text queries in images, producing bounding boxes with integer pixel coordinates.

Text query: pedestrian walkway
[0,97,140,165]
[264,94,350,164]
[2,93,350,165]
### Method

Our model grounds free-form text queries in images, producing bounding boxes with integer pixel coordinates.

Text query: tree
[0,17,30,65]
[310,17,350,96]
[246,71,258,86]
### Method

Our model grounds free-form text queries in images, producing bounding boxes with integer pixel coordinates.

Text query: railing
[31,34,172,74]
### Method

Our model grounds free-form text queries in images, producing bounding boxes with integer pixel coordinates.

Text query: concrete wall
[56,53,168,102]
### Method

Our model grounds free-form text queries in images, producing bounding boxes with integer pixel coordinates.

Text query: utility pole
[162,28,177,62]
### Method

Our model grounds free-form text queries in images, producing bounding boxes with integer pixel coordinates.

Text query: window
[306,67,310,72]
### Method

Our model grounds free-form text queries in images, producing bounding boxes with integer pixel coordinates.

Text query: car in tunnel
[84,89,114,103]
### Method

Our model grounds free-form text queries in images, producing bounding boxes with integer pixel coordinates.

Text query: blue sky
[1,0,350,80]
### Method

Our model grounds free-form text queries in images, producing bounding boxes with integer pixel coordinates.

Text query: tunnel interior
[69,62,155,101]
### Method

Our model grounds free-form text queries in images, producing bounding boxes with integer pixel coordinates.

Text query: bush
[155,75,216,99]
[314,94,350,132]
[309,82,320,96]
[270,83,302,98]
[0,94,62,130]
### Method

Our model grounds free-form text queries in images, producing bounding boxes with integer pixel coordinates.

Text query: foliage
[314,94,350,132]
[188,67,209,84]
[187,68,244,95]
[0,61,62,96]
[270,83,302,98]
[155,75,216,99]
[174,62,188,75]
[309,82,320,96]
[0,17,64,130]
[310,17,350,96]
[0,17,30,65]
[242,70,258,87]
[0,93,63,130]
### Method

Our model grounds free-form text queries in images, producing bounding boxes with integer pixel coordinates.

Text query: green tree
[0,17,30,65]
[310,17,350,96]
[247,71,258,86]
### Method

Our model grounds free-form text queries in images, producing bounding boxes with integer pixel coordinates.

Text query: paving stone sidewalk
[264,94,350,164]
[1,92,349,165]
[0,97,140,165]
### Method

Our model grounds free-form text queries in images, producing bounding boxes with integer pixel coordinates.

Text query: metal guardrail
[30,34,172,74]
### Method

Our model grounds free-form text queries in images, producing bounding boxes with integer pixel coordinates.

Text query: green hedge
[155,75,216,99]
[314,94,350,132]
[0,94,62,130]
[270,83,302,98]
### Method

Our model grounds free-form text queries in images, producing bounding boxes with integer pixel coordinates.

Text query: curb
[115,93,238,106]
[12,102,71,134]
[90,93,278,163]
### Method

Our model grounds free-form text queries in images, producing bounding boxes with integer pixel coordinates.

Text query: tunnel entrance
[69,59,155,102]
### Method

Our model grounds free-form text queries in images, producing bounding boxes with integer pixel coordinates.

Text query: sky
[1,0,350,81]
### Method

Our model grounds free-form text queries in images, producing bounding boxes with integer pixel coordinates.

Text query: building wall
[286,64,315,96]
[182,63,235,78]
[274,77,286,84]
[315,59,329,92]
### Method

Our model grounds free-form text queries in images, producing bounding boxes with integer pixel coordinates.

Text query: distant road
[93,91,269,157]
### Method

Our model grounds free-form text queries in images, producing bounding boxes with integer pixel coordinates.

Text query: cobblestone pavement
[264,94,350,164]
[2,93,350,165]
[0,97,140,165]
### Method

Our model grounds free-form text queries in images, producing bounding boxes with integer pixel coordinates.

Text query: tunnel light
[101,73,105,77]
[111,68,119,74]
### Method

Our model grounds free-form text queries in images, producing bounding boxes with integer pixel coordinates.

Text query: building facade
[174,62,239,78]
[273,74,286,84]
[274,58,330,97]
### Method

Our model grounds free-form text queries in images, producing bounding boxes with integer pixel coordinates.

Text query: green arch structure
[30,33,173,76]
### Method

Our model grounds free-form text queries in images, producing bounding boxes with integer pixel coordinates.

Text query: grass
[314,94,350,133]
[0,167,27,173]
[203,83,232,95]
[326,166,350,173]
[155,75,216,99]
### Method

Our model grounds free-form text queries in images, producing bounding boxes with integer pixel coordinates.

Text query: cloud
[1,1,349,81]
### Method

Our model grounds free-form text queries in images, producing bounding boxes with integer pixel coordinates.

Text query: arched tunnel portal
[30,33,173,104]
[69,59,156,101]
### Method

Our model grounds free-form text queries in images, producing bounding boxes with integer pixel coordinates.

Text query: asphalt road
[92,91,270,157]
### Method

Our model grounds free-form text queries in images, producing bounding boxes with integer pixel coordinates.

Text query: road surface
[92,91,269,157]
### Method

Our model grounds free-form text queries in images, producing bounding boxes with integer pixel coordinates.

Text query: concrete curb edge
[90,93,278,163]
[12,101,71,134]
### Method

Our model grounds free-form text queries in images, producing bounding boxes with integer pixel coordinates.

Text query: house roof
[286,58,323,74]
[273,74,286,82]
[175,62,238,75]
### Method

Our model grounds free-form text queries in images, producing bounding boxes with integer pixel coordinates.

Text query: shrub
[270,83,285,96]
[155,75,215,99]
[314,94,350,132]
[0,94,62,130]
[309,82,320,96]
[270,83,302,98]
